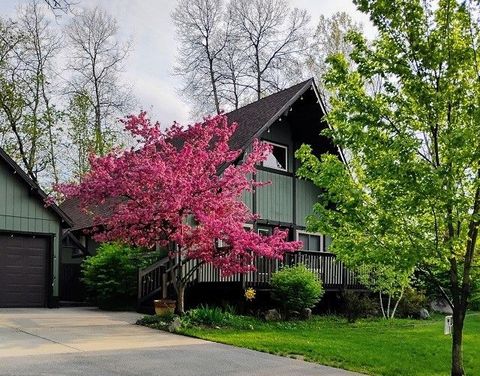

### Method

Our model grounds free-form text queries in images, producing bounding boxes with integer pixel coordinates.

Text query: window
[324,235,332,251]
[297,231,323,252]
[257,226,276,274]
[244,223,254,231]
[216,239,228,248]
[217,224,253,247]
[262,141,288,171]
[257,227,271,236]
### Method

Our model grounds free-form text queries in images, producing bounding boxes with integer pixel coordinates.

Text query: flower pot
[154,299,176,316]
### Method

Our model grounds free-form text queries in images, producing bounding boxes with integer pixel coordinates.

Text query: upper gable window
[262,141,288,171]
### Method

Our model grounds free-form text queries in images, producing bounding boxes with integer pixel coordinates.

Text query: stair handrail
[139,256,170,275]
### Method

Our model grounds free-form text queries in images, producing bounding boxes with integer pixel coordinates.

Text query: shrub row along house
[0,79,362,308]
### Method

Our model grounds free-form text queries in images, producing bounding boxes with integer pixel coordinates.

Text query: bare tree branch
[229,0,310,100]
[66,6,133,157]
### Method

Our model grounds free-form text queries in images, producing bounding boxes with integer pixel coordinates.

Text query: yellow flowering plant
[244,287,256,301]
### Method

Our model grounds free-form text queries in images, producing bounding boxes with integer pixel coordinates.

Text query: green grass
[178,313,480,376]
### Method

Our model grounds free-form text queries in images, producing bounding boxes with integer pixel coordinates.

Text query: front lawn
[177,313,480,376]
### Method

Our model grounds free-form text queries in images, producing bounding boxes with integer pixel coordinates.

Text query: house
[61,79,363,306]
[225,78,339,244]
[0,148,72,307]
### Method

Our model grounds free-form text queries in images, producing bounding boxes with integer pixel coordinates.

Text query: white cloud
[0,0,375,125]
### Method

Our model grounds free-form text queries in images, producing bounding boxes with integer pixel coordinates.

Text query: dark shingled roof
[61,79,316,231]
[0,147,73,227]
[59,197,95,231]
[60,197,119,231]
[226,79,314,150]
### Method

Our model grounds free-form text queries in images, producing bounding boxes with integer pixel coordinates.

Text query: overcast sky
[0,0,375,127]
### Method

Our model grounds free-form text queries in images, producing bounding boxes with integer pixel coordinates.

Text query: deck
[137,251,365,306]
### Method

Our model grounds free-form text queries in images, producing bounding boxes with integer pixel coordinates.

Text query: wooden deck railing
[137,256,200,307]
[137,257,170,306]
[197,251,364,290]
[138,250,364,306]
[286,251,363,290]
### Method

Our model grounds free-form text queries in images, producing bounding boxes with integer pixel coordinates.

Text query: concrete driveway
[0,307,361,376]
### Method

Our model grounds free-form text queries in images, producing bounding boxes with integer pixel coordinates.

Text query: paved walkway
[0,307,362,375]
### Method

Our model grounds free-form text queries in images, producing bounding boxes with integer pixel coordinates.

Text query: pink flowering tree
[56,112,302,313]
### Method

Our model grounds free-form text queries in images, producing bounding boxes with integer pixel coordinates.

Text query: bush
[137,308,257,331]
[396,287,428,318]
[182,305,232,327]
[81,243,159,309]
[342,291,377,323]
[271,264,324,315]
[180,305,257,329]
[136,314,173,329]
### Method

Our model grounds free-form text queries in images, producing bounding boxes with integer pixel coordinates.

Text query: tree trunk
[94,105,103,155]
[255,46,261,100]
[451,303,466,376]
[390,289,404,319]
[379,291,386,319]
[176,283,186,316]
[93,67,104,156]
[208,58,220,115]
[386,294,391,318]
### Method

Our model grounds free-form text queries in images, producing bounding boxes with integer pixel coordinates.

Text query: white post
[444,315,453,335]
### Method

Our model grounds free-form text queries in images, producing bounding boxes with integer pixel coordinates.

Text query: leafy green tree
[66,91,97,180]
[296,1,480,374]
[357,264,412,319]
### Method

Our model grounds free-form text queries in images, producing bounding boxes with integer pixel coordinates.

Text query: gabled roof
[61,79,320,231]
[0,147,73,227]
[226,78,315,150]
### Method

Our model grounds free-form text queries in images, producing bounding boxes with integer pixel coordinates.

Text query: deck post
[161,265,168,299]
[136,267,142,308]
[342,263,348,290]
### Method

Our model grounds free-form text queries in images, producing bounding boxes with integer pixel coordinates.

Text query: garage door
[0,234,49,307]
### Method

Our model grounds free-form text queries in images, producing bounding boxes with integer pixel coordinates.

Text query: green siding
[245,170,320,227]
[296,178,321,227]
[0,164,61,296]
[256,170,293,223]
[240,172,253,211]
[261,119,294,173]
[241,189,253,211]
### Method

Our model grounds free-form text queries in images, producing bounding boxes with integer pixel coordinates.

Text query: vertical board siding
[241,190,253,211]
[256,170,293,223]
[295,178,321,227]
[239,173,253,211]
[0,164,61,296]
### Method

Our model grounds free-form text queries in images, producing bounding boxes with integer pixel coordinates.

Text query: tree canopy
[296,1,480,374]
[57,113,301,313]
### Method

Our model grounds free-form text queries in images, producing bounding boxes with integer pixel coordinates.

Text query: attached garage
[0,234,50,307]
[0,148,72,308]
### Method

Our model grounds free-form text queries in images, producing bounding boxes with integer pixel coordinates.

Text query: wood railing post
[137,267,142,308]
[240,272,246,290]
[161,265,167,299]
[136,256,174,307]
[342,262,348,290]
